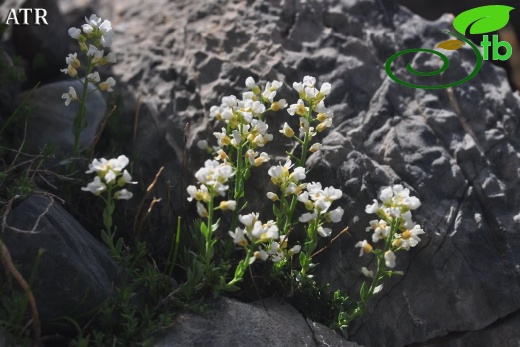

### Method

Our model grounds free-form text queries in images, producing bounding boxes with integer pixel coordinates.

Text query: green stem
[228,247,252,286]
[72,58,94,158]
[205,193,215,278]
[230,126,245,232]
[344,217,401,326]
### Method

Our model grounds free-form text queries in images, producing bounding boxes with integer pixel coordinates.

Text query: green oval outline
[385,30,483,89]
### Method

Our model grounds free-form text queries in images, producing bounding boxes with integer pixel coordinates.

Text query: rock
[2,194,124,333]
[13,79,106,158]
[153,297,360,347]
[0,327,8,347]
[9,0,70,84]
[56,0,520,345]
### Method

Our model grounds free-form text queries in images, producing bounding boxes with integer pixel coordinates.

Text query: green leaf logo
[453,5,514,35]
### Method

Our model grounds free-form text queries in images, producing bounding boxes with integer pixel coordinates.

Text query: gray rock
[2,194,123,333]
[59,0,520,345]
[153,297,359,347]
[13,79,106,158]
[9,0,69,83]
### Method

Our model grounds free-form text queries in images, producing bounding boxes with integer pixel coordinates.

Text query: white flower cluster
[356,184,425,269]
[267,159,306,197]
[229,213,300,263]
[187,159,236,217]
[285,75,334,139]
[81,155,136,200]
[297,182,345,236]
[197,77,289,166]
[61,14,117,106]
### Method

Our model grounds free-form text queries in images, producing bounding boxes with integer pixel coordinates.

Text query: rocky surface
[13,79,106,158]
[86,0,520,345]
[153,297,359,347]
[2,194,124,333]
[3,0,520,345]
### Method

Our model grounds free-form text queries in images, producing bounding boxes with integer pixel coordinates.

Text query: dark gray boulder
[53,0,520,345]
[2,194,124,332]
[153,297,360,347]
[13,79,106,158]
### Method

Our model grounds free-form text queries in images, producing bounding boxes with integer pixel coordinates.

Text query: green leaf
[101,229,111,245]
[360,282,368,300]
[453,5,514,35]
[200,222,208,237]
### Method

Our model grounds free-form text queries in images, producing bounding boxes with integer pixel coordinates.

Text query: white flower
[323,186,342,201]
[298,192,314,210]
[280,122,294,138]
[117,170,137,186]
[289,244,301,255]
[365,199,379,214]
[106,52,117,64]
[196,201,208,217]
[320,82,332,95]
[84,14,102,28]
[379,186,393,204]
[108,155,129,172]
[266,192,279,201]
[239,212,259,228]
[304,86,318,99]
[104,170,117,184]
[81,176,106,195]
[299,211,318,223]
[62,87,78,106]
[229,227,248,246]
[303,75,316,88]
[287,99,307,116]
[250,221,279,242]
[400,225,425,250]
[253,152,270,167]
[219,200,236,211]
[245,76,257,89]
[92,49,104,63]
[114,189,133,200]
[367,219,390,243]
[86,44,98,56]
[385,250,396,268]
[290,167,306,182]
[252,249,269,262]
[355,240,372,257]
[85,158,108,173]
[309,143,322,152]
[317,226,332,237]
[68,27,81,39]
[361,267,373,278]
[87,71,101,83]
[271,99,287,111]
[186,184,209,202]
[99,19,113,47]
[328,206,344,223]
[293,82,304,94]
[99,77,116,92]
[65,53,80,67]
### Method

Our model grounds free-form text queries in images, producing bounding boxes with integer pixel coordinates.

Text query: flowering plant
[82,154,136,256]
[187,75,425,331]
[187,75,344,289]
[339,184,424,328]
[61,14,117,157]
